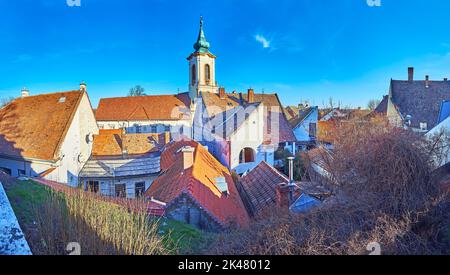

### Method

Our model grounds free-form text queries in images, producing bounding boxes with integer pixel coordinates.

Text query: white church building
[93,17,296,174]
[188,18,296,174]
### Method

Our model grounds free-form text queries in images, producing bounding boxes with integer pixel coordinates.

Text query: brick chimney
[408,67,414,82]
[444,78,448,82]
[80,81,87,92]
[248,88,255,103]
[21,87,29,98]
[425,75,430,88]
[219,87,226,99]
[276,183,291,208]
[181,146,195,170]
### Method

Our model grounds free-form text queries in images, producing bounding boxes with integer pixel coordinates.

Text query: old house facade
[145,139,249,231]
[178,18,296,174]
[79,129,169,199]
[427,101,450,168]
[289,106,319,149]
[375,67,450,132]
[0,85,99,186]
[95,93,192,138]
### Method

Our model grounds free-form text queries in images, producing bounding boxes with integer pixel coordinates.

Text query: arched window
[191,64,196,86]
[205,64,211,83]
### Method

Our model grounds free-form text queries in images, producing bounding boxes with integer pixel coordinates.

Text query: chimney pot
[425,75,430,88]
[219,87,226,99]
[287,156,295,183]
[180,146,195,170]
[444,78,448,82]
[408,67,414,82]
[21,87,29,98]
[248,88,255,103]
[80,81,87,92]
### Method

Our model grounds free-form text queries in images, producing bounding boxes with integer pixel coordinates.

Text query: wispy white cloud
[254,34,271,49]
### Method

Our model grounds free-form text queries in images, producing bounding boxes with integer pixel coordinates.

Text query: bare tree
[367,99,381,111]
[128,85,146,97]
[0,96,15,108]
[208,115,450,255]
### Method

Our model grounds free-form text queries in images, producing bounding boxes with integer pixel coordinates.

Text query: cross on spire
[193,16,210,53]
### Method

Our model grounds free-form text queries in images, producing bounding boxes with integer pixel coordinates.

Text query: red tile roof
[0,90,85,161]
[146,139,250,228]
[237,161,289,216]
[160,138,198,171]
[92,129,169,157]
[95,93,191,121]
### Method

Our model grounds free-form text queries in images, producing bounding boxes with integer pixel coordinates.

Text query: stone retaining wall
[0,181,32,255]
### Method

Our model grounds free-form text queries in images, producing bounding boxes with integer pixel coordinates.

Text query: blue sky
[1,0,450,108]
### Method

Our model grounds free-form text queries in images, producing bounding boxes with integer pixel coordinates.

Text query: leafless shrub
[208,116,450,255]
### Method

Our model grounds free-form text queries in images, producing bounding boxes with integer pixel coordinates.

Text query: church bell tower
[188,17,218,101]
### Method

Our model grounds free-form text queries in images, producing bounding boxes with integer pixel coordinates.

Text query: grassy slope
[3,179,209,255]
[3,180,51,225]
[160,218,214,254]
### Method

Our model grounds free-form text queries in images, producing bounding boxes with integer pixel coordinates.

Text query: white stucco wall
[193,99,270,173]
[188,54,218,100]
[97,120,192,138]
[56,92,99,187]
[0,157,54,178]
[229,104,267,173]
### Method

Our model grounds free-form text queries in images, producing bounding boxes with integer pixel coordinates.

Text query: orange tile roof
[146,139,250,228]
[95,93,191,121]
[92,129,169,157]
[0,90,84,161]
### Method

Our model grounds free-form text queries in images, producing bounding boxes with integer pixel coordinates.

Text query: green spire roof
[193,16,210,53]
